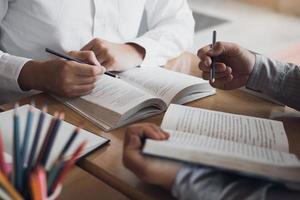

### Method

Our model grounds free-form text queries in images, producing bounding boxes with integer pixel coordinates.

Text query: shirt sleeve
[246,54,300,111]
[0,0,32,102]
[172,165,274,200]
[129,0,195,67]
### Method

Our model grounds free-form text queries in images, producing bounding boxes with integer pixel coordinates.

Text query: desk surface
[1,90,300,200]
[60,166,129,200]
[1,59,300,200]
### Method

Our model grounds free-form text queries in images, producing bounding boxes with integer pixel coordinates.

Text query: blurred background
[189,0,300,64]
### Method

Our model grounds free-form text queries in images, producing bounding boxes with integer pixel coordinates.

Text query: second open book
[57,67,215,131]
[143,104,300,185]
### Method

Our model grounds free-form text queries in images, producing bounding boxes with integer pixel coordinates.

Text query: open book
[0,105,109,169]
[57,67,215,131]
[143,104,300,185]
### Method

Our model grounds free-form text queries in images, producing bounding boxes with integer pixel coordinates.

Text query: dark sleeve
[172,165,275,200]
[246,54,300,111]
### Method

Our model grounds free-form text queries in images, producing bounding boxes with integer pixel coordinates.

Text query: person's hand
[198,42,256,90]
[123,123,182,190]
[18,51,106,97]
[81,38,145,71]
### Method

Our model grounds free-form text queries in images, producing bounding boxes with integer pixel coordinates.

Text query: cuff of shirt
[0,53,31,93]
[128,36,168,67]
[246,54,285,95]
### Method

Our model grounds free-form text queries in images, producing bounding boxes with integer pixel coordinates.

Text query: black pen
[45,48,120,78]
[210,30,217,83]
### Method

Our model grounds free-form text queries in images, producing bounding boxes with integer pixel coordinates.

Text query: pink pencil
[0,130,7,177]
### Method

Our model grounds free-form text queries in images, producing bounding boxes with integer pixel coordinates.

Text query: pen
[210,30,217,83]
[45,48,120,78]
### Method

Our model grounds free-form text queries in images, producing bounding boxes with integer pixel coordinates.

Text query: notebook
[55,67,215,131]
[143,104,300,184]
[0,105,109,169]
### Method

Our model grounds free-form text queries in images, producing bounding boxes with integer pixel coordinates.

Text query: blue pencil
[13,104,22,191]
[21,103,34,169]
[27,104,47,170]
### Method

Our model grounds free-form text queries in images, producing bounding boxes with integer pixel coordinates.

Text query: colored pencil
[34,112,58,168]
[0,171,23,200]
[57,127,80,160]
[47,160,65,192]
[49,141,86,193]
[40,113,64,167]
[0,130,7,176]
[20,103,34,191]
[13,104,22,191]
[27,104,47,170]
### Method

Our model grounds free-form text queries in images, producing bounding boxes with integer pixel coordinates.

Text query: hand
[198,42,256,90]
[123,123,182,190]
[81,38,145,71]
[18,51,106,97]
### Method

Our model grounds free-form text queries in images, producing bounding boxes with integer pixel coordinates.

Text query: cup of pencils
[0,103,86,200]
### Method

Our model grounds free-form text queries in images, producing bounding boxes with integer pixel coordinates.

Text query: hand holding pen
[197,34,256,90]
[45,48,120,78]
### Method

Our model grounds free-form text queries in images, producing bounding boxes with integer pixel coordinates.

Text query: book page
[0,105,108,170]
[81,75,158,114]
[144,130,300,167]
[161,104,289,152]
[119,67,212,104]
[143,131,300,183]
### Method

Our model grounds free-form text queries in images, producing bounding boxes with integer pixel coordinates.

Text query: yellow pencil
[0,171,23,200]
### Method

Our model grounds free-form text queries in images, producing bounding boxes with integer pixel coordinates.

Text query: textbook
[143,104,300,185]
[56,67,215,131]
[0,105,109,169]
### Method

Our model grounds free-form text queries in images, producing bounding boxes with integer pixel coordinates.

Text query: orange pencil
[30,167,47,200]
[50,141,86,193]
[0,171,23,200]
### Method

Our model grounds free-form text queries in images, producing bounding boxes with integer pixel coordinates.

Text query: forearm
[129,0,194,67]
[0,51,36,103]
[246,54,300,111]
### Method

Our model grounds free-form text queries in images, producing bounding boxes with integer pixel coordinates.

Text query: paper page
[161,104,289,152]
[151,130,299,166]
[81,75,156,114]
[143,131,300,183]
[119,67,212,104]
[0,105,108,170]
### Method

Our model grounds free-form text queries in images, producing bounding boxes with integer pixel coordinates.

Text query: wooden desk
[1,54,300,199]
[60,167,129,200]
[1,89,300,200]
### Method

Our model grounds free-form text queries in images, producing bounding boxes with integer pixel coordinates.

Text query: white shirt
[0,0,194,104]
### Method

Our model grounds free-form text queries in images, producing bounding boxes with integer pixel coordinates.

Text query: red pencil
[50,141,86,193]
[0,130,7,176]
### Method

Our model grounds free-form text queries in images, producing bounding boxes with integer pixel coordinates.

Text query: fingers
[124,123,169,150]
[202,66,232,79]
[199,62,227,73]
[68,50,101,67]
[70,62,105,76]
